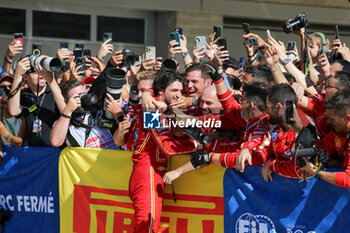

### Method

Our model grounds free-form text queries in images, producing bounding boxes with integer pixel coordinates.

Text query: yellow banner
[59,147,225,233]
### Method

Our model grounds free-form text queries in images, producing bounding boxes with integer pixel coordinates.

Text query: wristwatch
[182,51,189,58]
[282,57,291,65]
[7,135,13,143]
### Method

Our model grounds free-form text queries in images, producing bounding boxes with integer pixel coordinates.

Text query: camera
[128,85,140,107]
[282,13,309,34]
[97,68,127,129]
[161,58,178,71]
[73,93,98,116]
[121,49,138,69]
[28,55,62,72]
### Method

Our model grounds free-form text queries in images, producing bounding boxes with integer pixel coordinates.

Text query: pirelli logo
[72,184,224,233]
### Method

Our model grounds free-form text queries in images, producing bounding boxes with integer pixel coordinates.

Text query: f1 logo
[143,111,161,129]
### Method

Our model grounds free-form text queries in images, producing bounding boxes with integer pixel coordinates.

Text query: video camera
[291,124,328,173]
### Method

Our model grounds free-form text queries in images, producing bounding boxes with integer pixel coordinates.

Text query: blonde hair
[308,33,330,51]
[136,70,158,81]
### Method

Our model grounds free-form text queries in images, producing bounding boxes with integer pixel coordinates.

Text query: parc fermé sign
[59,147,226,233]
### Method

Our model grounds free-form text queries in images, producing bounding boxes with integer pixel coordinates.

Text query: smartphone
[136,55,142,64]
[145,46,156,58]
[245,37,258,46]
[239,58,247,73]
[75,42,84,50]
[13,33,23,46]
[170,32,181,47]
[213,25,222,40]
[284,100,294,125]
[60,42,69,50]
[216,38,227,51]
[32,44,41,56]
[83,49,91,60]
[76,57,86,75]
[286,41,296,52]
[175,28,183,36]
[266,29,271,38]
[195,36,207,51]
[242,23,251,34]
[335,25,339,40]
[73,48,83,58]
[103,32,113,44]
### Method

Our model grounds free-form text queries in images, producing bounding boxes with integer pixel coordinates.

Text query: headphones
[313,32,329,51]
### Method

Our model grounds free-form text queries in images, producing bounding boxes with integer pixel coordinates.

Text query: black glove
[190,151,212,168]
[209,71,222,82]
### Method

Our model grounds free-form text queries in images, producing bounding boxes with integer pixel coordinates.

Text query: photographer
[8,56,65,146]
[301,89,350,188]
[50,80,121,149]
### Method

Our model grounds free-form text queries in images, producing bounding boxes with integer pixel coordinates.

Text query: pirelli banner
[59,147,226,233]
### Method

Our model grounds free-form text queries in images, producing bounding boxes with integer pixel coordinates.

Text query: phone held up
[170,32,181,47]
[103,32,113,44]
[213,25,222,41]
[13,33,23,46]
[285,100,294,125]
[145,46,156,59]
[195,36,207,51]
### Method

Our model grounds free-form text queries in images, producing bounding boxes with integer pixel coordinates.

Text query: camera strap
[7,81,22,99]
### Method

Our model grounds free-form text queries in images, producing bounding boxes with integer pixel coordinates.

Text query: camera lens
[106,68,126,101]
[282,13,309,34]
[128,85,140,106]
[29,55,62,72]
[161,58,178,71]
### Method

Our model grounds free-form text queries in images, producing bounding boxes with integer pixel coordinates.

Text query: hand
[141,56,155,71]
[69,57,84,81]
[115,116,131,137]
[264,46,279,66]
[336,43,350,62]
[290,104,303,133]
[213,46,229,67]
[120,84,130,101]
[235,148,252,173]
[261,160,273,182]
[299,158,317,177]
[6,41,23,59]
[193,46,207,64]
[266,36,287,60]
[35,64,54,83]
[170,96,193,109]
[163,170,181,184]
[110,50,123,67]
[56,49,72,61]
[168,40,182,58]
[180,34,188,52]
[64,93,81,115]
[317,53,331,77]
[153,57,163,71]
[291,26,305,37]
[141,91,162,111]
[89,56,105,76]
[243,33,266,48]
[331,39,341,50]
[208,32,220,48]
[0,121,11,139]
[97,38,114,60]
[15,57,31,77]
[104,93,122,118]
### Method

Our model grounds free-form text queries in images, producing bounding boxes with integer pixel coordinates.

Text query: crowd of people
[1,13,350,232]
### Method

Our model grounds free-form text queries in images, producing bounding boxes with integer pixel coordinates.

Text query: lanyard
[31,93,46,115]
[3,117,17,135]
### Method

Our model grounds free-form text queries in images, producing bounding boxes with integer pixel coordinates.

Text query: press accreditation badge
[33,118,42,134]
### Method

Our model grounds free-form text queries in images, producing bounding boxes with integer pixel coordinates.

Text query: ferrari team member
[301,89,350,188]
[129,70,201,233]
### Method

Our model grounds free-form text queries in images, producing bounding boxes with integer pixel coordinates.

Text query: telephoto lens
[282,13,309,34]
[128,85,140,106]
[29,55,62,72]
[106,68,127,101]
